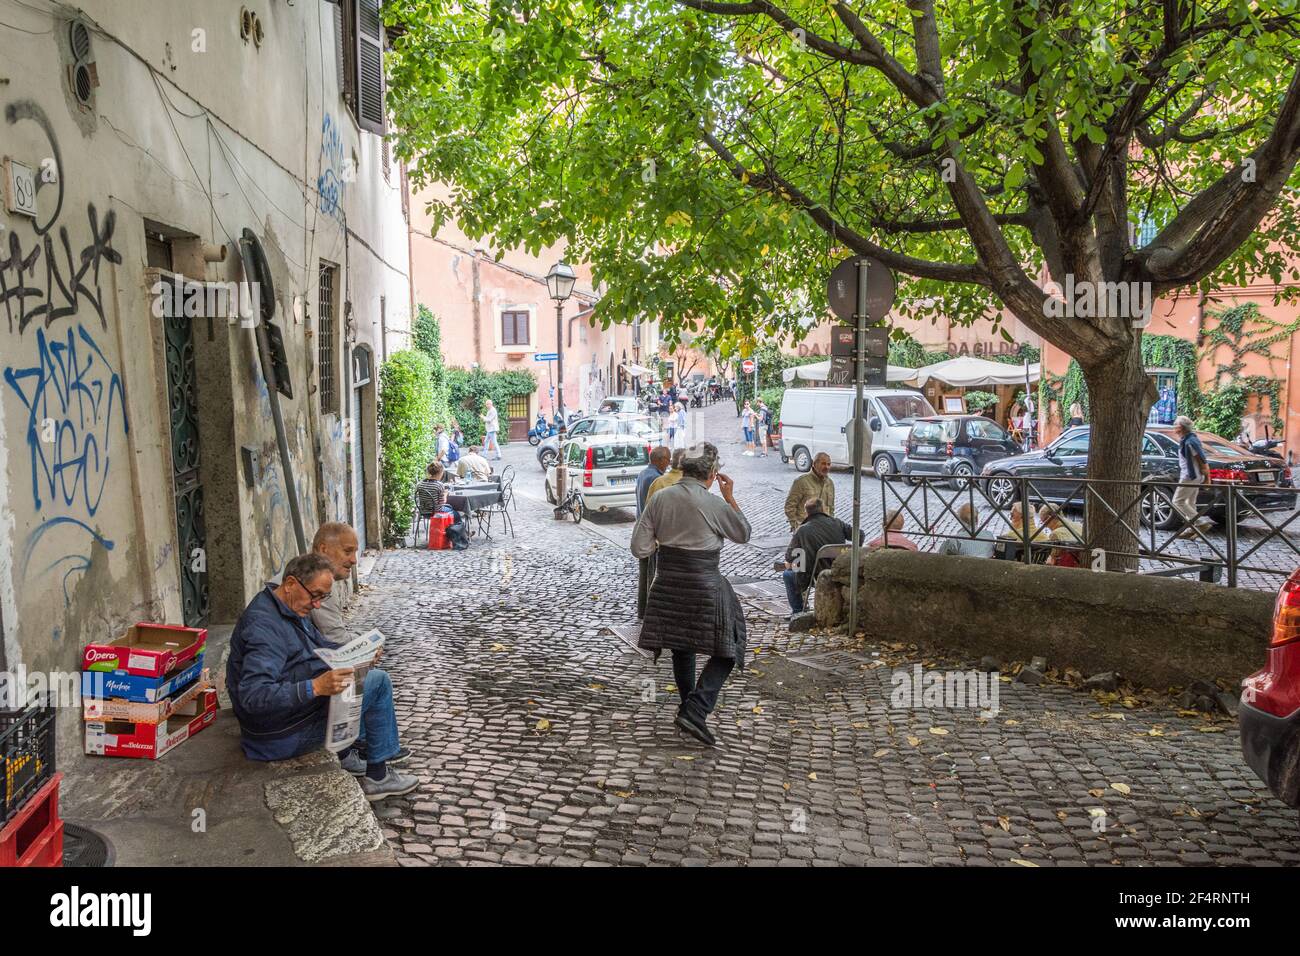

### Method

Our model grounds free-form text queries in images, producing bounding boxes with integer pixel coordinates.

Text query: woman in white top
[674,403,688,450]
[740,401,756,455]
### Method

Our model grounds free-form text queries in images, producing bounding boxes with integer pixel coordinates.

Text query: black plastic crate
[1,702,55,829]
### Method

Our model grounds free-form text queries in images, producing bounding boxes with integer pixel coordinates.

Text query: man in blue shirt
[1173,415,1211,539]
[227,552,417,801]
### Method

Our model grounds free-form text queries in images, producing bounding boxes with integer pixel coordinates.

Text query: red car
[1240,569,1300,812]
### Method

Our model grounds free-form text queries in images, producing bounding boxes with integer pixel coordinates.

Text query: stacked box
[81,624,218,760]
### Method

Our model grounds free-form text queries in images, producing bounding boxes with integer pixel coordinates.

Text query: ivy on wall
[446,366,538,446]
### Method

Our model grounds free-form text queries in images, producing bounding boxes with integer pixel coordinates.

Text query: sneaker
[674,712,716,746]
[339,750,366,776]
[360,769,419,802]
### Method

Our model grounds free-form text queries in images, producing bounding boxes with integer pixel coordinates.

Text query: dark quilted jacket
[639,545,746,663]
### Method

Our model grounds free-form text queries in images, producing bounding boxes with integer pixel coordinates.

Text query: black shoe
[674,712,716,746]
[387,747,412,765]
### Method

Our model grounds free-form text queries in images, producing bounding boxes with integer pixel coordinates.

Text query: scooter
[527,413,557,446]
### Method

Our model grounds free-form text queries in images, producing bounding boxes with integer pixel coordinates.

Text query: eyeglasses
[288,576,331,603]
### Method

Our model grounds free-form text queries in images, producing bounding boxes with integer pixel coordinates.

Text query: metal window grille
[506,394,529,420]
[319,265,337,414]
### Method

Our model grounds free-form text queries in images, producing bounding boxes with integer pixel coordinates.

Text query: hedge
[378,350,441,542]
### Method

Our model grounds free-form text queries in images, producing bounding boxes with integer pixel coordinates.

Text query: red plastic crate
[427,511,454,550]
[0,772,63,867]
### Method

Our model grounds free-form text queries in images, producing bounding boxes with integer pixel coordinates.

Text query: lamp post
[547,261,577,517]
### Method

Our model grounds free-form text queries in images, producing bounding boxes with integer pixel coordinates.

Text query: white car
[536,414,664,469]
[545,435,651,513]
[598,395,641,415]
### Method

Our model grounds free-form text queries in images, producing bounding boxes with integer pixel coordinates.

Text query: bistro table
[446,482,504,538]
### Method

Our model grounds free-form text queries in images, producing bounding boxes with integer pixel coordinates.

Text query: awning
[781,359,917,384]
[909,356,1040,388]
[621,363,655,377]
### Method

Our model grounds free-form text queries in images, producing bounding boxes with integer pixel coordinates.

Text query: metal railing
[875,474,1300,590]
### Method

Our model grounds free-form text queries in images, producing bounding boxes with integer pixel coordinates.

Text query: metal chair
[481,471,515,537]
[411,487,439,548]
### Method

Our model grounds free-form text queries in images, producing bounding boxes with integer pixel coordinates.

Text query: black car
[901,415,1021,487]
[980,425,1297,529]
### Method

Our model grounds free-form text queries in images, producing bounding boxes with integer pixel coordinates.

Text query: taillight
[1209,468,1248,482]
[1273,570,1300,646]
[584,447,595,487]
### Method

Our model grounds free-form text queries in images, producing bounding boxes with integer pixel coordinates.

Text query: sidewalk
[60,622,395,867]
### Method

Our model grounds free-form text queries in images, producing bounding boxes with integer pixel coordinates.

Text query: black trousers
[672,651,735,722]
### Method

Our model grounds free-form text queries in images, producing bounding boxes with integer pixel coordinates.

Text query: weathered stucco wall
[0,1,409,704]
[814,550,1274,686]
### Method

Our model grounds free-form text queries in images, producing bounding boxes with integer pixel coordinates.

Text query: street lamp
[547,261,577,517]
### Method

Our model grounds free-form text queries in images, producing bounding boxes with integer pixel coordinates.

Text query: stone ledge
[814,549,1273,686]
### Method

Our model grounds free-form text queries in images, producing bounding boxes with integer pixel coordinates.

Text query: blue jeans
[485,430,500,458]
[671,651,735,723]
[782,568,805,613]
[354,668,400,763]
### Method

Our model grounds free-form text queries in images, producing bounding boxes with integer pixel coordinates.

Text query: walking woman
[631,443,751,745]
[741,400,756,456]
[674,402,688,450]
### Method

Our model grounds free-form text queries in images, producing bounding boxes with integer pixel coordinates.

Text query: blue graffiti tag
[316,112,347,221]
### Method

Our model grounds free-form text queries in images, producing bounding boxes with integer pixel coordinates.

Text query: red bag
[427,511,455,550]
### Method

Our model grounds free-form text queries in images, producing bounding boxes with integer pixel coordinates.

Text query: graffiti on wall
[316,112,350,222]
[1,99,126,608]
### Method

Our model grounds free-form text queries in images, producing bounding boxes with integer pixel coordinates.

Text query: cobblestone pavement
[350,402,1300,866]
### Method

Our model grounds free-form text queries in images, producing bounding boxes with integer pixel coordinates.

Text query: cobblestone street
[350,402,1300,866]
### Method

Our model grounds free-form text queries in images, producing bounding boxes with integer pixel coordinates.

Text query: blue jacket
[226,586,330,761]
[635,464,664,516]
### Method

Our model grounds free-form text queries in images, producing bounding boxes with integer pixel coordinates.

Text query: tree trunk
[1081,340,1157,571]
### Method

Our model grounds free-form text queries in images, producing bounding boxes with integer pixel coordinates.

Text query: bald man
[269,521,360,646]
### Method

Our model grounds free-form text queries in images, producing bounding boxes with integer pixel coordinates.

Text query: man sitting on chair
[781,498,861,618]
[456,445,493,482]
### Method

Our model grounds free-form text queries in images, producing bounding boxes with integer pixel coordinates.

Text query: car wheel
[872,453,894,479]
[793,447,812,472]
[948,461,974,490]
[545,481,557,505]
[988,474,1017,509]
[539,448,558,470]
[1140,485,1179,530]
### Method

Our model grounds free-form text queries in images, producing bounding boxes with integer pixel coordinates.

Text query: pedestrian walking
[483,400,501,460]
[1172,415,1213,539]
[1067,401,1084,428]
[755,400,770,457]
[741,400,756,455]
[674,402,688,450]
[784,452,835,530]
[636,447,672,620]
[631,443,751,746]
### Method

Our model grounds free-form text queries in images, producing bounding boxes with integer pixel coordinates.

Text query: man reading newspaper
[227,553,417,801]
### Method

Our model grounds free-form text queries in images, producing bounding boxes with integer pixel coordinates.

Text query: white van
[778,387,937,477]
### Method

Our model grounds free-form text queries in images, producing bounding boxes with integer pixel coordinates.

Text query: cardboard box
[81,673,212,725]
[82,624,207,678]
[84,688,218,759]
[80,656,204,704]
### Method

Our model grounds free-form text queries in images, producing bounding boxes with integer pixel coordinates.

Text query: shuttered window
[502,311,530,347]
[356,0,386,134]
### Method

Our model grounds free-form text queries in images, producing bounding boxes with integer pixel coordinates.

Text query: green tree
[386,0,1300,560]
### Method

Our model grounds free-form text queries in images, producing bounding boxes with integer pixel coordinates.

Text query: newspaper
[312,629,384,752]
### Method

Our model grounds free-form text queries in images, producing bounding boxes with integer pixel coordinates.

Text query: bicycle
[555,486,585,523]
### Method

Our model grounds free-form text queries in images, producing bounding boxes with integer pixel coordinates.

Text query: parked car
[544,435,650,513]
[980,425,1297,529]
[598,395,641,415]
[1239,568,1300,812]
[778,386,937,476]
[901,415,1020,487]
[536,414,662,469]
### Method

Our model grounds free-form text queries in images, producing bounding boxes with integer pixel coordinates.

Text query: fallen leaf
[851,721,869,729]
[675,755,696,761]
[907,736,922,747]
[1056,811,1068,821]
[1145,729,1164,737]
[588,683,605,691]
[1004,719,1020,726]
[872,748,891,758]
[1110,782,1131,795]
[665,684,678,694]
[928,727,949,736]
[1011,859,1039,867]
[808,772,818,781]
[782,782,791,790]
[752,706,764,714]
[613,790,635,799]
[1088,789,1106,798]
[998,816,1011,832]
[490,643,508,652]
[1197,726,1225,733]
[535,718,552,733]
